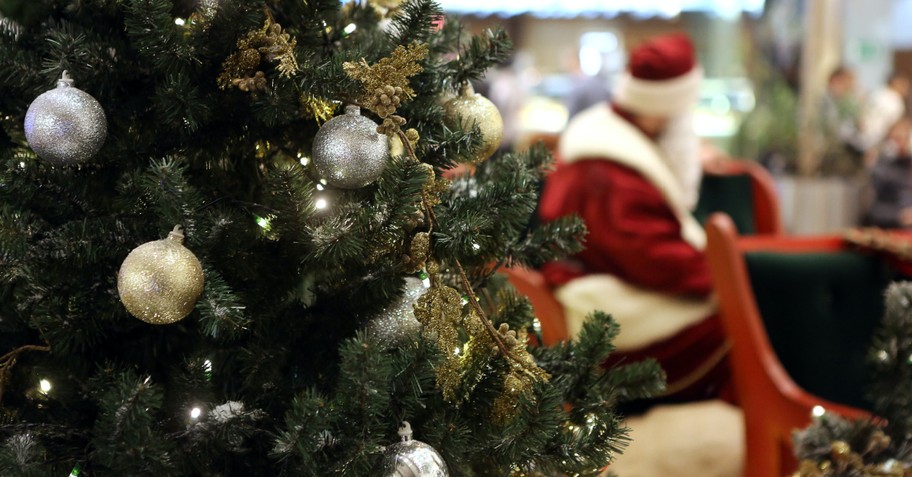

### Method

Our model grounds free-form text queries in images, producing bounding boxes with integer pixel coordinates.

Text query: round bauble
[312,105,389,189]
[118,226,205,325]
[381,422,448,477]
[366,276,429,345]
[442,82,503,163]
[24,71,107,165]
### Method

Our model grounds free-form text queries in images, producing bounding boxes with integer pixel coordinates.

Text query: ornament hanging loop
[398,421,413,442]
[58,70,74,88]
[167,225,185,243]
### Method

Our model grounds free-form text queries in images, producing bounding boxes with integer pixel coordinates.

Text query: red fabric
[628,32,696,80]
[607,313,733,403]
[538,159,713,297]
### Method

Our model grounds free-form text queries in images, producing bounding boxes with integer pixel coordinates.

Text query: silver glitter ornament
[117,226,205,325]
[381,421,448,477]
[24,71,107,165]
[366,277,429,344]
[312,105,389,189]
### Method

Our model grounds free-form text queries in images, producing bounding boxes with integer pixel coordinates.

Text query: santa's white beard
[657,113,702,210]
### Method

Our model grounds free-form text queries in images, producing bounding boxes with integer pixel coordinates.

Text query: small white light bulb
[344,23,357,34]
[190,407,202,419]
[811,405,826,418]
[174,18,186,26]
[315,198,328,210]
[39,379,52,394]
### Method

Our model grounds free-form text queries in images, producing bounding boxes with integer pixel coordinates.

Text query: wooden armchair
[705,213,878,477]
[694,159,784,236]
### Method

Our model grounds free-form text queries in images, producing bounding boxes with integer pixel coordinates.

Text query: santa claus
[539,33,728,401]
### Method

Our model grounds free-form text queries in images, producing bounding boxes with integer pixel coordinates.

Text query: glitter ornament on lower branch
[312,105,389,189]
[117,226,205,325]
[381,421,449,477]
[365,276,429,345]
[24,71,107,165]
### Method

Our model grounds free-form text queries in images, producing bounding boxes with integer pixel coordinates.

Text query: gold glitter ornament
[118,226,205,325]
[390,134,406,157]
[443,82,503,163]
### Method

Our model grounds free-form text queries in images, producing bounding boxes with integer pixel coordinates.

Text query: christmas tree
[0,1,664,475]
[792,282,912,476]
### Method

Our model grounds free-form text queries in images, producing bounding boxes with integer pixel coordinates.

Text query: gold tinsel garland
[844,228,912,261]
[217,11,298,92]
[299,94,338,124]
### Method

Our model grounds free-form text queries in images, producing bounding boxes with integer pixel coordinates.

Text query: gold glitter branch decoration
[343,42,429,136]
[217,10,298,93]
[411,161,549,417]
[341,41,548,417]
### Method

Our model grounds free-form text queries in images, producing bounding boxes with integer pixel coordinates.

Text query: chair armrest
[500,266,570,345]
[738,235,846,253]
[704,159,784,235]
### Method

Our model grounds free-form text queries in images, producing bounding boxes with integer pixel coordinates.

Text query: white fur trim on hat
[614,66,704,117]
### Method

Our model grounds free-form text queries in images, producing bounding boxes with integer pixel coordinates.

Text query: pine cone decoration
[370,85,404,118]
[232,71,267,92]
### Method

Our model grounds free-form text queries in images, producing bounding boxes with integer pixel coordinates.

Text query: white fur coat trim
[555,274,716,350]
[558,104,705,250]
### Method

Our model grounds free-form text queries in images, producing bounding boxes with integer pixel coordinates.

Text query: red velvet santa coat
[539,105,727,397]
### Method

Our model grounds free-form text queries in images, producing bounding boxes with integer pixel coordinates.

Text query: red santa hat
[613,33,703,117]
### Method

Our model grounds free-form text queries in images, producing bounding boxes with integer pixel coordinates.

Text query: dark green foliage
[0,0,661,475]
[867,282,912,440]
[792,282,912,472]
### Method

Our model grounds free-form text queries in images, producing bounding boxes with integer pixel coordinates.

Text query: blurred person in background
[862,117,912,228]
[539,32,728,402]
[818,66,863,175]
[562,47,613,119]
[857,72,910,158]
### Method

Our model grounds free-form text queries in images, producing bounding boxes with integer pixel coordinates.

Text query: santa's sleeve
[583,163,713,296]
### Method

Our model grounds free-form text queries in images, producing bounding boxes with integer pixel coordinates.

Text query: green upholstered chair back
[744,250,891,409]
[694,173,757,235]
